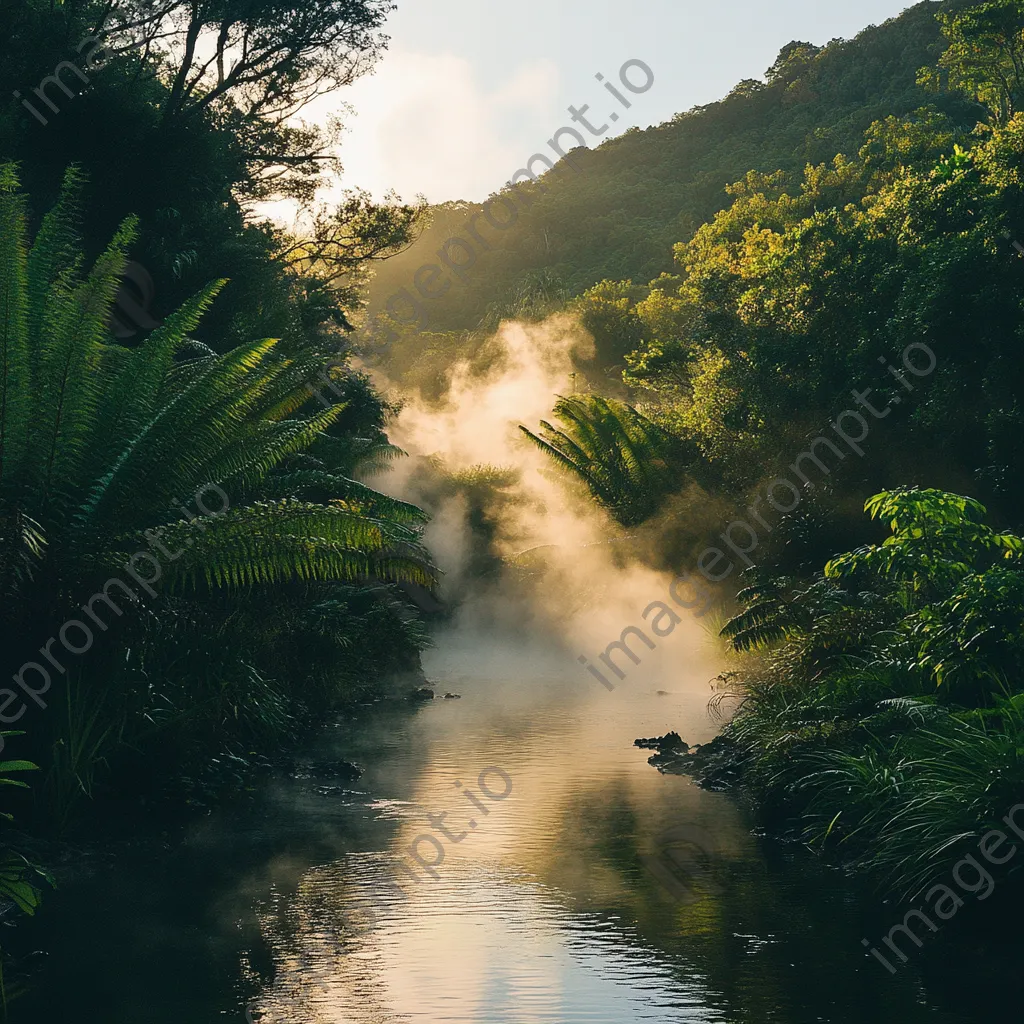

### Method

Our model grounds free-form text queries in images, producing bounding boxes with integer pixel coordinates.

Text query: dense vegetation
[5,0,1024,989]
[513,0,1024,910]
[707,487,1024,899]
[522,1,1024,521]
[0,0,439,940]
[0,0,423,356]
[365,0,979,342]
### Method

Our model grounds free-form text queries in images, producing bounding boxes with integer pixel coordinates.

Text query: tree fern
[0,166,29,492]
[30,218,137,512]
[0,164,437,614]
[520,395,695,526]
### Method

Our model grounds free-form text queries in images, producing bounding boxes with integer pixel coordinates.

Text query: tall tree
[114,0,395,202]
[923,0,1024,125]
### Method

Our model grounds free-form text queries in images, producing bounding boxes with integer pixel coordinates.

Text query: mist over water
[12,320,988,1024]
[371,314,725,713]
[12,0,1024,1019]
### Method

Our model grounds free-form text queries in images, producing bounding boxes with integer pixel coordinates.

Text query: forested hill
[366,0,978,334]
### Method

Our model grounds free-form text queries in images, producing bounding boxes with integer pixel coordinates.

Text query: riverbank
[0,660,434,945]
[642,488,1024,977]
[0,665,448,1009]
[643,719,1024,975]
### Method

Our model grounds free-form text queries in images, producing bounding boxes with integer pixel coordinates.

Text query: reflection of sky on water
[250,632,742,1022]
[257,865,724,1024]
[16,627,997,1024]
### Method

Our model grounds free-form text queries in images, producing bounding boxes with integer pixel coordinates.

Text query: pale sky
[299,0,921,205]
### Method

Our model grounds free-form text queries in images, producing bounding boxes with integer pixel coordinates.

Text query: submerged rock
[442,692,462,700]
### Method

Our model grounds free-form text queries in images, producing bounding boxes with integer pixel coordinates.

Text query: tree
[765,41,822,85]
[924,0,1024,125]
[573,279,647,367]
[0,1,423,364]
[0,165,437,822]
[277,190,423,289]
[114,0,395,200]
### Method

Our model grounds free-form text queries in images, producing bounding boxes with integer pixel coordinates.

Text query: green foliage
[0,165,434,600]
[0,852,50,918]
[722,570,897,673]
[826,487,1024,597]
[519,395,697,526]
[573,280,648,368]
[0,740,50,926]
[925,0,1024,124]
[583,98,1024,500]
[714,488,1024,898]
[0,0,421,360]
[367,3,976,338]
[0,167,436,828]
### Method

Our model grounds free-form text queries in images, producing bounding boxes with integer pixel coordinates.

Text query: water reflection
[241,630,743,1022]
[242,631,922,1024]
[13,628,1006,1023]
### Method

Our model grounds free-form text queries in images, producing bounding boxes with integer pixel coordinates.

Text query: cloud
[332,49,562,202]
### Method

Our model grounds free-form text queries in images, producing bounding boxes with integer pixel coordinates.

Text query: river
[11,621,1012,1023]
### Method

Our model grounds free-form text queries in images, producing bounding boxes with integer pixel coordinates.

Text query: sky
[300,0,921,206]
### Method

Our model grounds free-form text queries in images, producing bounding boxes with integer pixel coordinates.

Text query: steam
[369,314,725,708]
[245,317,737,1024]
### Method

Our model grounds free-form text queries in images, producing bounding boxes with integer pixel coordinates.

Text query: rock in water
[634,731,688,752]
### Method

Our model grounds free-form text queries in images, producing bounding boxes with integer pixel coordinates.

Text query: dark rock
[649,733,742,789]
[442,692,462,699]
[336,760,363,780]
[634,731,688,752]
[409,687,435,701]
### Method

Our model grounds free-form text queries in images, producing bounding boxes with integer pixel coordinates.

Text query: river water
[12,623,1015,1023]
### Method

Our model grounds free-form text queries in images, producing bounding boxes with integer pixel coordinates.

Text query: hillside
[365,0,979,335]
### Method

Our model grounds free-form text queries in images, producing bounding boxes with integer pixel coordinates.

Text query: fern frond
[0,165,29,491]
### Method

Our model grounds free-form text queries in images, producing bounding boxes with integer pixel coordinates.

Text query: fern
[0,163,437,610]
[520,395,695,525]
